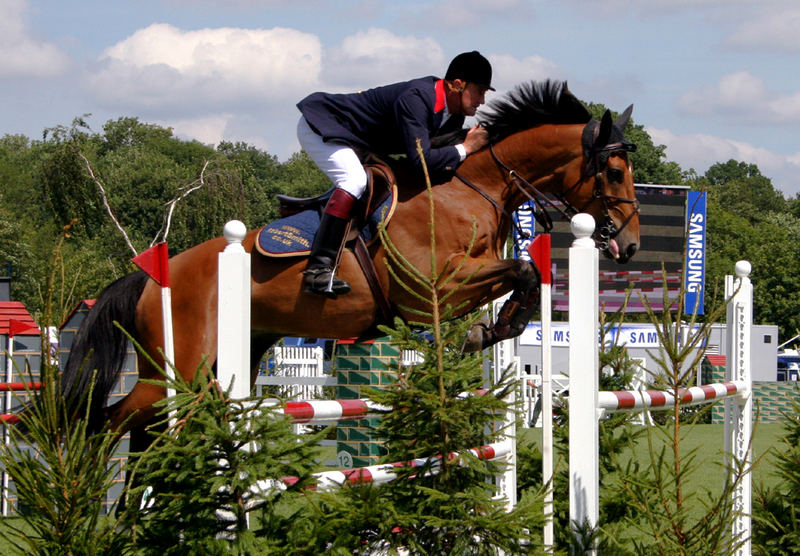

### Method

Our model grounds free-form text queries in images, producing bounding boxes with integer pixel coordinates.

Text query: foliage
[0,366,127,555]
[695,160,800,338]
[0,117,329,327]
[119,363,324,555]
[0,233,128,554]
[602,272,747,554]
[751,387,800,555]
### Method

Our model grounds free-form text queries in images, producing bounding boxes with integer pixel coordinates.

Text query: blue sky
[2,0,799,195]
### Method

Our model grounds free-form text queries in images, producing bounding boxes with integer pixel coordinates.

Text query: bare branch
[77,151,138,256]
[154,159,211,246]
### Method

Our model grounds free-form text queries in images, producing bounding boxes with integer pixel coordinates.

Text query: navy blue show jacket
[297,76,465,184]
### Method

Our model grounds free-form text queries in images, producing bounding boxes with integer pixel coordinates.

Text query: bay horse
[62,81,639,444]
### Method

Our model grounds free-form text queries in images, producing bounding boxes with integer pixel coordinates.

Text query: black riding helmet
[445,51,495,91]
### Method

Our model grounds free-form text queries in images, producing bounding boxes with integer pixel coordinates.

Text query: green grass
[520,421,785,493]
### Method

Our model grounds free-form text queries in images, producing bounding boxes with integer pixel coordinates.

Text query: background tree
[584,102,683,185]
[695,160,800,338]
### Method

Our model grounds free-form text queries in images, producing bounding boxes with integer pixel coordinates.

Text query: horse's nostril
[626,243,638,259]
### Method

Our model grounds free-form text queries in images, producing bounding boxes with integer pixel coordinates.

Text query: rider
[296,50,494,296]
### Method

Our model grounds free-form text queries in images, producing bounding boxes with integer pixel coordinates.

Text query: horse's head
[467,80,641,262]
[570,106,640,263]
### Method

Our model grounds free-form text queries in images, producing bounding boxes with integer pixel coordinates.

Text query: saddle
[277,163,395,231]
[261,161,397,326]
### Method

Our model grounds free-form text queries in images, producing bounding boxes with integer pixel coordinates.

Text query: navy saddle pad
[255,189,395,257]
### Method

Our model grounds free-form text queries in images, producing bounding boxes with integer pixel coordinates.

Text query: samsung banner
[684,191,707,315]
[520,323,663,348]
[512,200,537,261]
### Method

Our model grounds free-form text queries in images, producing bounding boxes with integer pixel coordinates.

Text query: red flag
[528,234,551,285]
[132,242,170,287]
[8,319,38,337]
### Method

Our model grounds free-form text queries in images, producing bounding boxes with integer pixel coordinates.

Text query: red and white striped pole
[132,242,176,420]
[529,233,554,551]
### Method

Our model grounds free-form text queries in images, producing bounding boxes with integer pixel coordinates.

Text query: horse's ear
[614,104,634,131]
[596,109,613,147]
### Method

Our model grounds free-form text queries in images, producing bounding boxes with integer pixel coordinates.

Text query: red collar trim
[434,79,446,113]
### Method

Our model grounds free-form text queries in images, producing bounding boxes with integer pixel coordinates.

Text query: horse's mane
[431,80,591,147]
[480,80,591,143]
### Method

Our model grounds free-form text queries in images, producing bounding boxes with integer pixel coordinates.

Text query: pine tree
[0,231,128,554]
[118,364,325,555]
[752,387,800,554]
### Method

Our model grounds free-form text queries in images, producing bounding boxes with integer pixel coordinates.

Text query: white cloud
[488,54,563,92]
[89,24,323,113]
[725,6,800,52]
[678,71,800,124]
[157,113,233,147]
[648,126,800,196]
[323,28,445,87]
[0,0,70,77]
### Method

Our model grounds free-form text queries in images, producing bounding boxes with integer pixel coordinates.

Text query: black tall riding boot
[303,189,356,296]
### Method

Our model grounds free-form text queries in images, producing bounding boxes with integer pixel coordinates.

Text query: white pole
[215,220,252,532]
[541,261,554,551]
[217,220,251,400]
[492,295,517,512]
[724,260,752,556]
[161,286,176,399]
[2,333,13,516]
[568,214,599,552]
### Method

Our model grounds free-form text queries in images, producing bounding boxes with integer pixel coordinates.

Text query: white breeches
[297,116,368,199]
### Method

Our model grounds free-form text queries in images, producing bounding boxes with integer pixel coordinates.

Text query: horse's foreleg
[463,260,540,352]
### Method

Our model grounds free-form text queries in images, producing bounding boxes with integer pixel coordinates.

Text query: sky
[2,0,799,195]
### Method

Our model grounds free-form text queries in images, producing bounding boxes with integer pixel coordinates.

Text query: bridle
[454,121,639,252]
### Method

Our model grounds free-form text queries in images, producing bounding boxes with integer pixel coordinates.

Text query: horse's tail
[61,271,149,434]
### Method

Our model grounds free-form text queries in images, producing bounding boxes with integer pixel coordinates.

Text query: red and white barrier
[272,440,512,492]
[597,381,748,412]
[279,398,389,423]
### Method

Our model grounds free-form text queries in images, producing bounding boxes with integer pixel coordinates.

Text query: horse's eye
[606,167,624,184]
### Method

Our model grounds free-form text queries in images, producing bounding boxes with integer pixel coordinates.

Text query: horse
[61,80,640,446]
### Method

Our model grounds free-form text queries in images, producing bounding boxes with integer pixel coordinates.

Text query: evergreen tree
[752,388,800,554]
[119,366,324,555]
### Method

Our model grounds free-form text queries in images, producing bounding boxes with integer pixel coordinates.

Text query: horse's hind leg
[106,359,171,515]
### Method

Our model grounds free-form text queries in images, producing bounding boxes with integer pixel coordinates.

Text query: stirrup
[303,267,351,297]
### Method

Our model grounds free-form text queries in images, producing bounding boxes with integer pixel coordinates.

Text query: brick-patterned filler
[334,337,399,468]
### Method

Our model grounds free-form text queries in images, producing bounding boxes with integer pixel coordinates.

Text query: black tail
[61,271,148,433]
